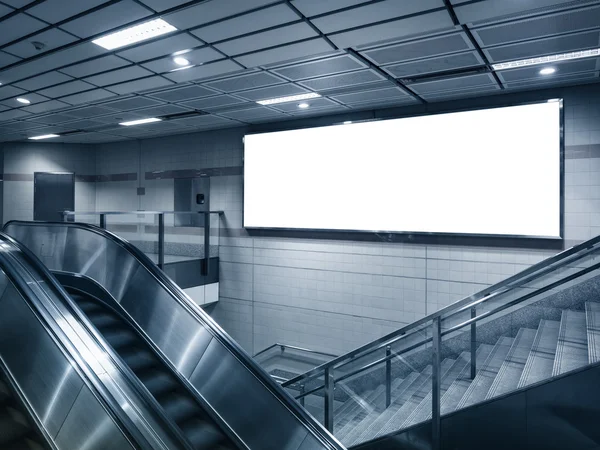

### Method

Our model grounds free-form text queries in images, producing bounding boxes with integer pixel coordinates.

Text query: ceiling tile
[141,47,222,73]
[27,0,108,23]
[134,104,192,116]
[235,38,334,67]
[0,51,21,69]
[362,33,472,65]
[21,99,70,114]
[164,0,278,30]
[214,23,317,56]
[0,109,31,122]
[291,0,372,17]
[14,71,73,91]
[1,92,48,107]
[418,85,501,101]
[0,121,44,131]
[0,13,46,46]
[1,0,35,7]
[329,11,456,49]
[409,72,498,95]
[271,55,366,80]
[498,58,600,83]
[38,80,96,98]
[106,76,174,95]
[116,33,204,62]
[472,5,600,47]
[314,0,443,34]
[331,86,410,104]
[66,105,116,118]
[93,111,146,124]
[170,114,238,127]
[0,85,26,101]
[385,51,484,79]
[235,83,308,101]
[298,69,384,91]
[271,97,339,112]
[84,65,153,87]
[59,1,153,38]
[347,97,418,109]
[191,4,299,43]
[453,0,590,25]
[137,0,191,12]
[219,106,284,122]
[61,55,131,78]
[3,28,78,58]
[60,88,116,105]
[25,113,79,124]
[148,85,219,102]
[502,72,599,90]
[164,60,242,83]
[205,71,286,92]
[102,96,163,111]
[60,119,106,130]
[0,4,14,19]
[179,95,247,110]
[0,105,9,113]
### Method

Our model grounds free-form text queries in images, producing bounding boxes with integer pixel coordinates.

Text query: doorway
[33,172,75,222]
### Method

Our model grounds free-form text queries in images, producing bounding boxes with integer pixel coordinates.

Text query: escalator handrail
[0,231,190,450]
[254,343,339,359]
[4,220,346,450]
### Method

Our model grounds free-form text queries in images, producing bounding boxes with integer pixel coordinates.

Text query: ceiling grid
[0,0,596,142]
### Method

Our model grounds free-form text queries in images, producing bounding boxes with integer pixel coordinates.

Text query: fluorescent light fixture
[343,121,353,125]
[119,117,162,126]
[170,65,194,72]
[492,48,600,70]
[29,134,59,140]
[298,102,309,109]
[173,56,190,66]
[539,67,556,75]
[16,97,30,104]
[173,49,191,56]
[257,92,321,106]
[92,18,177,50]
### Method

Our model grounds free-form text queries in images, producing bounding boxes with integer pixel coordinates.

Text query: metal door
[33,172,75,221]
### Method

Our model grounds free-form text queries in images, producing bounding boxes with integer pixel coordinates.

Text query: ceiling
[0,0,598,144]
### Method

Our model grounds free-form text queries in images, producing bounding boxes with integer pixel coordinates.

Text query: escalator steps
[70,294,232,450]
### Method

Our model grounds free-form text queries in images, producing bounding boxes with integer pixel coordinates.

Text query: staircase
[326,302,599,448]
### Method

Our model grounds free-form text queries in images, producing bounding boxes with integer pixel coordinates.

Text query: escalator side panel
[0,282,84,438]
[189,339,310,450]
[54,384,133,450]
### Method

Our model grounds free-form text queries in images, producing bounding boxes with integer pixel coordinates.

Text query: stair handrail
[254,343,339,359]
[283,233,600,388]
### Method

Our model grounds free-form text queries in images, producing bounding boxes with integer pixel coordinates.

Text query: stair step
[553,310,588,376]
[401,352,471,430]
[441,344,494,415]
[353,371,421,444]
[335,385,385,439]
[518,320,560,388]
[457,336,514,409]
[486,328,536,399]
[333,387,376,431]
[585,302,600,364]
[376,359,454,439]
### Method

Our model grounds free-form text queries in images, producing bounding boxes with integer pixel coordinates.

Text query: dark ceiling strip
[442,0,505,90]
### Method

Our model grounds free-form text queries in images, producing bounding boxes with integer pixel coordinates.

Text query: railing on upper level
[280,233,600,448]
[62,210,223,272]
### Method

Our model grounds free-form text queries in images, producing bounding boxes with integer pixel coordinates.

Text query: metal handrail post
[324,367,334,432]
[203,212,210,275]
[471,307,477,379]
[432,317,441,450]
[385,345,392,408]
[158,213,164,270]
[299,384,305,407]
[99,213,106,229]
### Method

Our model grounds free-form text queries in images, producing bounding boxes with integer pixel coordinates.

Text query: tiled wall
[2,83,600,358]
[1,142,96,223]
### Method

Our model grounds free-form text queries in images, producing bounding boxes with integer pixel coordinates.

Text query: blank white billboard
[244,101,561,238]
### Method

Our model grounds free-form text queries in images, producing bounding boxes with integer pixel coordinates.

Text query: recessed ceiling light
[119,117,162,126]
[29,134,59,140]
[298,102,309,109]
[173,56,190,66]
[492,48,600,70]
[343,121,353,125]
[539,67,556,75]
[16,97,31,104]
[170,65,194,72]
[92,18,177,50]
[257,92,321,106]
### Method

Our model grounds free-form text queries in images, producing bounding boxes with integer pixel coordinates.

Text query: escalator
[0,370,48,450]
[5,221,345,450]
[68,289,234,450]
